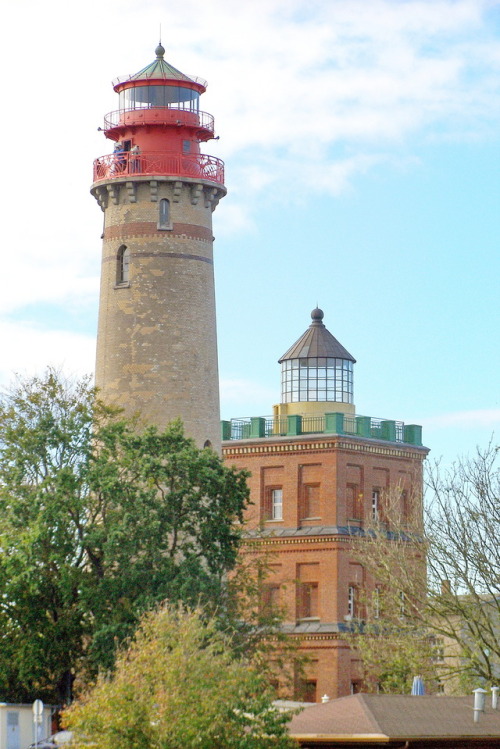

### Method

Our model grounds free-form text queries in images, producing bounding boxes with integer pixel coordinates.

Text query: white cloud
[1,0,499,317]
[0,322,96,388]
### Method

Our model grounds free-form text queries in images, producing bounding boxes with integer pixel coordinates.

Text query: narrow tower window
[271,488,283,520]
[117,245,130,285]
[348,585,356,618]
[158,198,171,230]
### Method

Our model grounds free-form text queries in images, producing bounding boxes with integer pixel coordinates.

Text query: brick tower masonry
[91,44,226,450]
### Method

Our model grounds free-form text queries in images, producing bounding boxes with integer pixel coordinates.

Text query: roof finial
[311,307,324,324]
[155,27,165,59]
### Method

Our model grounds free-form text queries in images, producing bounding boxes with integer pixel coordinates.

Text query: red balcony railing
[93,151,225,186]
[103,107,214,135]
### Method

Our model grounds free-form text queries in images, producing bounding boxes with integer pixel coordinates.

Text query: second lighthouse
[91,44,226,450]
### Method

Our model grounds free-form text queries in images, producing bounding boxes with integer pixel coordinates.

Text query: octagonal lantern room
[275,308,356,419]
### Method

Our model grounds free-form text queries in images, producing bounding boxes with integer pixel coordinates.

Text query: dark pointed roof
[278,308,356,363]
[129,43,197,84]
[113,43,206,92]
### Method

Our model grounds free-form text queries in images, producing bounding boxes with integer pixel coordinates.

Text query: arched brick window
[158,199,171,230]
[117,245,130,285]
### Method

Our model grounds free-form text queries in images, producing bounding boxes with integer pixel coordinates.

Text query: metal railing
[222,413,421,446]
[103,107,215,134]
[92,151,225,186]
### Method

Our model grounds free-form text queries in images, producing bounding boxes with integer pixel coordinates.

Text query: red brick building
[222,308,428,700]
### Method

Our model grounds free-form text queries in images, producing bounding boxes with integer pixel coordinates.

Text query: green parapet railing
[380,420,396,442]
[221,420,231,441]
[325,412,345,434]
[404,424,423,446]
[287,414,302,436]
[356,416,372,438]
[250,417,266,438]
[221,413,424,447]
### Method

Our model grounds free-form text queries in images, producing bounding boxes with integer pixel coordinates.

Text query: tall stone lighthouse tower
[91,44,225,449]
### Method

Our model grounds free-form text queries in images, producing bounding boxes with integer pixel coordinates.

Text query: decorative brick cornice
[104,222,213,242]
[91,177,226,212]
[222,436,425,460]
[243,536,353,549]
[102,250,213,266]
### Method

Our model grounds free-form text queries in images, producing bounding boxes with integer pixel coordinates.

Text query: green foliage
[0,370,250,704]
[64,605,298,749]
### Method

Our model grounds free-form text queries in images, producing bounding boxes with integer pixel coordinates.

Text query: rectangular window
[264,487,283,521]
[302,484,320,519]
[261,584,281,614]
[297,582,319,619]
[271,488,283,520]
[401,489,408,520]
[399,590,405,616]
[299,680,317,703]
[373,587,380,619]
[434,638,445,663]
[372,489,380,521]
[348,585,356,618]
[347,483,363,520]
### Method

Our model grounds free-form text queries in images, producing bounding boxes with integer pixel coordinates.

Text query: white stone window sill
[114,282,130,289]
[297,617,320,623]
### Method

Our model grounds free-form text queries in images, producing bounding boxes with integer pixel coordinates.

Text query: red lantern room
[93,43,224,186]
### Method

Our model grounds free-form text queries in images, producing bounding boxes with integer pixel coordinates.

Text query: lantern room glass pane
[119,85,200,111]
[281,357,353,404]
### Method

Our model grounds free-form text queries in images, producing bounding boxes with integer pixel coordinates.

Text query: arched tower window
[158,199,171,230]
[117,245,130,285]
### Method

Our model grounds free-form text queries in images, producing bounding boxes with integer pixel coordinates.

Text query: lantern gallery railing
[221,413,423,446]
[103,107,215,135]
[93,151,224,186]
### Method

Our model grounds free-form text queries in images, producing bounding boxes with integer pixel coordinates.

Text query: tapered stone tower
[91,44,225,449]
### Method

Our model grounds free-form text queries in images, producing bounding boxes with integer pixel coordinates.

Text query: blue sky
[2,0,499,464]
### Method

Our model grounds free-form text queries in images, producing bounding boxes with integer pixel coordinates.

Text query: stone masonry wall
[93,176,225,450]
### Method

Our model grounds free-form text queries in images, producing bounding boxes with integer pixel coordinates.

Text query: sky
[2,0,499,465]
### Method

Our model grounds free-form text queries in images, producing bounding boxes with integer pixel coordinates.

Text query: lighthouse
[91,43,226,450]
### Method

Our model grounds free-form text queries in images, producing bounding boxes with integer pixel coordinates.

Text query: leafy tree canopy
[0,370,250,704]
[64,605,298,749]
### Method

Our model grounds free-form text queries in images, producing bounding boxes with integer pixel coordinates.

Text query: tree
[344,443,500,693]
[64,605,298,749]
[341,482,437,693]
[0,370,250,704]
[424,442,500,689]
